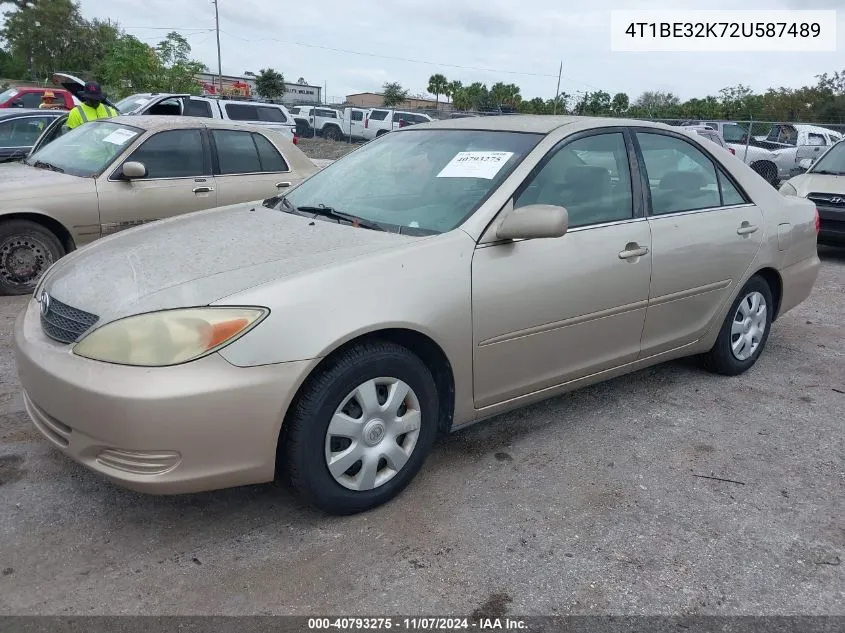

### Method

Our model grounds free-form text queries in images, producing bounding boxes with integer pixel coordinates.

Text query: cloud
[74,0,845,104]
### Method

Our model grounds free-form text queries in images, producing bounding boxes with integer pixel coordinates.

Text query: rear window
[368,110,388,121]
[185,99,213,118]
[0,88,19,102]
[351,110,363,121]
[256,106,286,123]
[316,109,337,119]
[224,103,259,121]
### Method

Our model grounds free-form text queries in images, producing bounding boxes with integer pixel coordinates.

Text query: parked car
[0,109,65,163]
[780,138,845,245]
[288,105,344,140]
[759,123,843,182]
[14,116,820,514]
[681,125,736,153]
[0,115,318,295]
[362,108,433,140]
[0,86,75,110]
[339,106,369,141]
[50,72,297,142]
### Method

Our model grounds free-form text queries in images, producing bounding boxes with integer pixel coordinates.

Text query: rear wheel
[702,275,773,376]
[751,160,778,186]
[322,125,341,141]
[282,341,439,515]
[376,130,388,137]
[0,220,64,296]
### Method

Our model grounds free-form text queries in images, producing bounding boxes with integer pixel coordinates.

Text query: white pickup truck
[52,72,298,142]
[750,123,844,181]
[362,109,433,140]
[288,106,346,140]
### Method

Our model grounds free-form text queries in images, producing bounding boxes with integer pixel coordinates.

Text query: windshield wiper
[30,160,65,173]
[295,204,385,232]
[811,169,845,176]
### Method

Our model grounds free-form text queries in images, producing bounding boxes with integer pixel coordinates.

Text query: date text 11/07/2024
[307,617,528,630]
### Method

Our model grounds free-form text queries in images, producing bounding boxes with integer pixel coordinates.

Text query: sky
[77,0,845,103]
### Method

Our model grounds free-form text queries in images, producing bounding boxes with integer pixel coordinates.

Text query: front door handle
[618,243,649,260]
[276,181,292,189]
[737,222,759,236]
[192,186,214,194]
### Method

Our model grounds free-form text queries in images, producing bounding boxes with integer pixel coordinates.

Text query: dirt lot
[0,250,842,616]
[297,137,361,161]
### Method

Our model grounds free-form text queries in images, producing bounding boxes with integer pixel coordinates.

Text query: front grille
[807,193,845,208]
[40,294,99,344]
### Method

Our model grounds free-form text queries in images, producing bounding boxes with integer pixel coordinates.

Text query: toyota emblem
[40,292,50,316]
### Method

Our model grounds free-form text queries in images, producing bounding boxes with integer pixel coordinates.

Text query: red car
[0,86,75,110]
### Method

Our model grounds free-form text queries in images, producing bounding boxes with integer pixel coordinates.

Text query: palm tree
[427,73,448,108]
[447,80,463,103]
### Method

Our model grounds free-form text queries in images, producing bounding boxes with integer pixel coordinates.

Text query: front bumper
[816,204,845,245]
[13,298,313,494]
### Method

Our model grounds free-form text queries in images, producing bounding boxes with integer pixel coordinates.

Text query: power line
[218,29,598,84]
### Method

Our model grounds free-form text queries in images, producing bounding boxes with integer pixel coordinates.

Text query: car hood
[42,203,419,323]
[788,173,845,197]
[0,162,84,197]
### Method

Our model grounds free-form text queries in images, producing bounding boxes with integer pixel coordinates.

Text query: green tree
[610,92,629,115]
[255,67,286,101]
[446,80,462,103]
[382,81,409,106]
[583,90,612,115]
[155,32,205,94]
[98,35,161,98]
[427,73,448,108]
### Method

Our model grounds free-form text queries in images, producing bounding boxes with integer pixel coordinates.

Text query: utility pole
[553,61,562,115]
[212,0,223,95]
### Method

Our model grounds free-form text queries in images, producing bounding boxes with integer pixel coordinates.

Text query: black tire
[376,129,388,137]
[702,275,774,376]
[295,120,312,137]
[751,160,778,186]
[282,341,439,515]
[0,219,64,296]
[322,125,341,141]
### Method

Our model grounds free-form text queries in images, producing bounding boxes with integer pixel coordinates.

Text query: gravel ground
[0,249,842,616]
[297,137,361,161]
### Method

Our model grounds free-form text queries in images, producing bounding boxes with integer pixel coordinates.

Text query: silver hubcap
[731,291,767,361]
[325,377,422,491]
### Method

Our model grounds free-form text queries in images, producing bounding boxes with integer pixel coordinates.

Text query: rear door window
[185,99,213,118]
[351,110,363,122]
[253,133,289,172]
[224,103,259,121]
[257,106,286,123]
[368,110,389,121]
[212,129,262,174]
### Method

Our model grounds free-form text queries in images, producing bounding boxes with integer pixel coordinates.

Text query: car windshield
[810,141,845,175]
[25,120,144,177]
[0,88,19,102]
[115,95,153,114]
[722,123,748,143]
[281,129,543,234]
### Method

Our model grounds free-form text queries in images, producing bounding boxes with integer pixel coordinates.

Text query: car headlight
[779,181,798,196]
[73,307,268,367]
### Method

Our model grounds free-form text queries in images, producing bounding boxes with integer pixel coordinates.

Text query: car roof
[108,115,284,132]
[0,108,64,118]
[415,115,676,134]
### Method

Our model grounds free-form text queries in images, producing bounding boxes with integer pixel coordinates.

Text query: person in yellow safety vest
[66,82,118,130]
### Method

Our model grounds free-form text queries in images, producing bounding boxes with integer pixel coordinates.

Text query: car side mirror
[798,158,814,171]
[121,161,147,179]
[497,203,569,241]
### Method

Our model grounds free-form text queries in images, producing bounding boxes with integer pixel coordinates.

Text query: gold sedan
[14,116,820,515]
[0,115,318,295]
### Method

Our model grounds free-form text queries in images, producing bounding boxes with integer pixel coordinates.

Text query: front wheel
[282,341,439,515]
[702,275,774,376]
[322,125,341,141]
[0,219,64,296]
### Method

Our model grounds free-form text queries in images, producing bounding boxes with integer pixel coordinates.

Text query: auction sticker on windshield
[102,129,138,145]
[437,151,514,179]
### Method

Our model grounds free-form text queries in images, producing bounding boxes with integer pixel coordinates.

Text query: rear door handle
[618,244,649,260]
[192,186,214,193]
[737,222,759,235]
[276,181,292,189]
